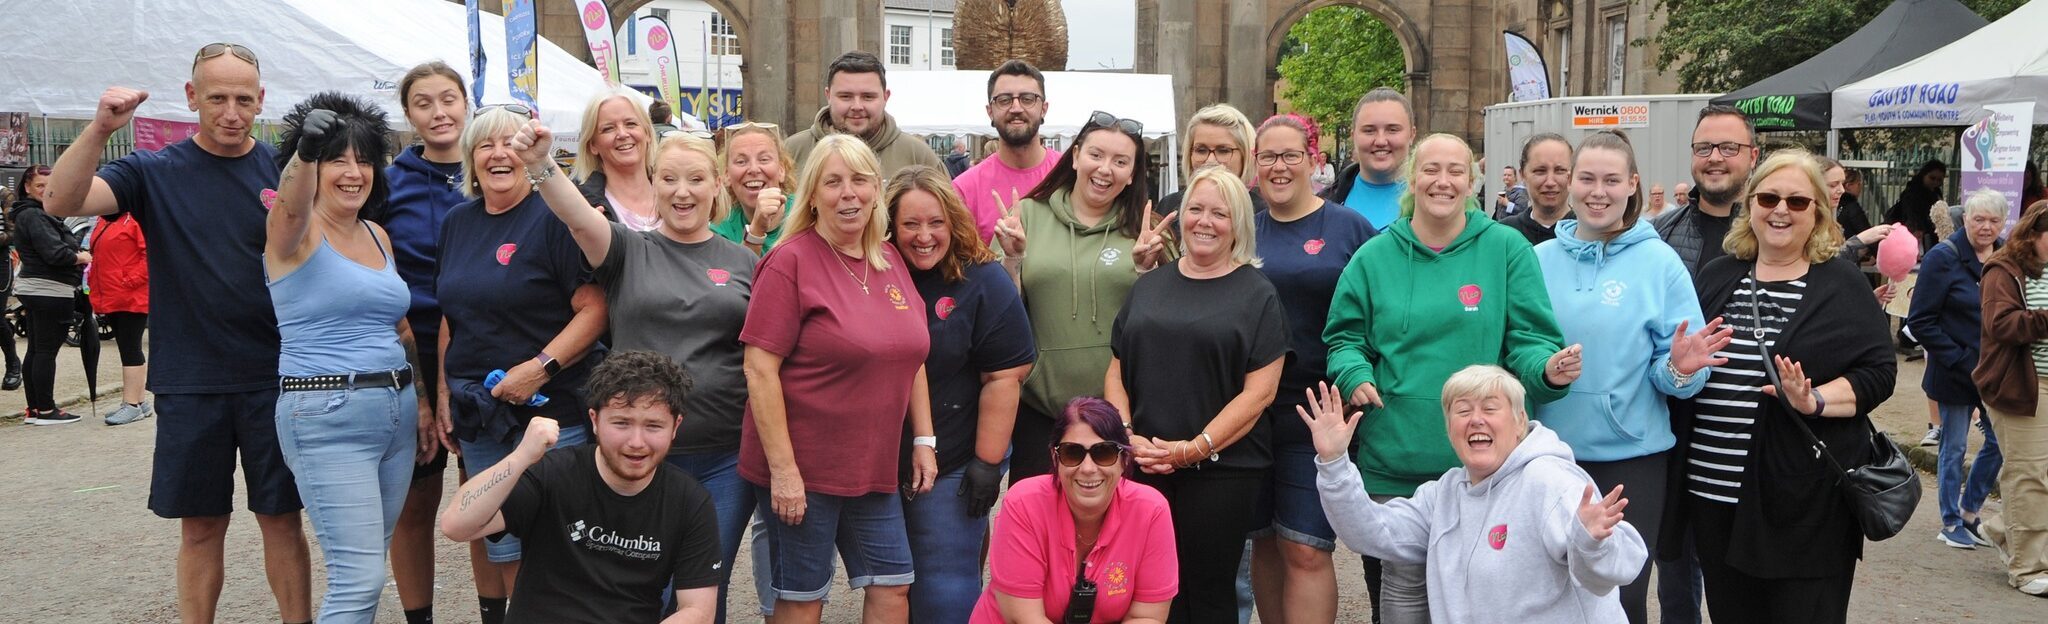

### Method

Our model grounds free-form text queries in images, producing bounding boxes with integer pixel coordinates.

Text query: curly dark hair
[276,91,394,219]
[585,350,694,418]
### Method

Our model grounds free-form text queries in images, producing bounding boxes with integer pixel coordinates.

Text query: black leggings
[1133,467,1264,623]
[107,312,146,367]
[20,294,73,411]
[0,291,18,370]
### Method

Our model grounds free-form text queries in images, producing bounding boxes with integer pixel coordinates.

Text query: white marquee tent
[884,70,1183,189]
[0,0,689,152]
[1832,0,2048,128]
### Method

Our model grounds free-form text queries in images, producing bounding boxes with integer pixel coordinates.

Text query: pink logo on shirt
[1488,524,1509,550]
[1303,239,1326,255]
[496,244,518,265]
[934,296,957,320]
[259,188,279,211]
[707,268,731,286]
[1458,284,1483,311]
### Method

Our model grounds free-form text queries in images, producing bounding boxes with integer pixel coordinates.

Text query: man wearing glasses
[783,51,943,180]
[1652,105,1760,276]
[43,43,313,624]
[954,59,1060,243]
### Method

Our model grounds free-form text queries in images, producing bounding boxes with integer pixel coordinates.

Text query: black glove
[296,108,341,163]
[961,458,1004,517]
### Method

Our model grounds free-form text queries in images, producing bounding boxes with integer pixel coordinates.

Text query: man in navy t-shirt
[43,44,312,623]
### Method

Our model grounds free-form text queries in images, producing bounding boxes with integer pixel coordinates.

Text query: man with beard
[1498,133,1574,244]
[441,351,722,624]
[1319,87,1416,232]
[955,59,1060,242]
[1652,105,1758,275]
[785,51,943,181]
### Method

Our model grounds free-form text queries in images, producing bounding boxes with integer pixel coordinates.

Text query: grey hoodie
[1317,422,1644,623]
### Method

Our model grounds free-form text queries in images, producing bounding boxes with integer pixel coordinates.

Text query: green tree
[1651,0,2027,92]
[1276,7,1405,137]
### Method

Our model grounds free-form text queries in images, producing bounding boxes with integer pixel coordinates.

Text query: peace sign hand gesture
[1297,381,1362,463]
[1669,317,1734,376]
[1132,202,1176,272]
[991,188,1027,258]
[1577,484,1628,541]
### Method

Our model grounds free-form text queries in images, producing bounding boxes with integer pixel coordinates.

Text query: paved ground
[0,335,2040,622]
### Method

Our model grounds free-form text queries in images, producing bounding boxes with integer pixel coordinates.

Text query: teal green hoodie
[1323,207,1569,496]
[1014,187,1142,418]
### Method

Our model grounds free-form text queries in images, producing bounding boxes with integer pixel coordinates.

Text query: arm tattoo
[402,333,427,400]
[458,463,516,512]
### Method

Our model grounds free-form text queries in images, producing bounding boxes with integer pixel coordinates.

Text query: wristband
[1808,390,1826,417]
[912,436,937,449]
[1200,432,1220,462]
[744,228,768,245]
[1666,359,1694,386]
[525,162,557,190]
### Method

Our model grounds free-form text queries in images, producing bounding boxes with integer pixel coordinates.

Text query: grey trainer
[104,402,154,426]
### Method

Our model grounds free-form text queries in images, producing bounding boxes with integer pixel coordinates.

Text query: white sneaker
[2020,577,2048,596]
[1920,426,1942,447]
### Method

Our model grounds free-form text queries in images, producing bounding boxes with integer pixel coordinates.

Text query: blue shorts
[149,388,303,518]
[756,488,914,602]
[1251,443,1337,551]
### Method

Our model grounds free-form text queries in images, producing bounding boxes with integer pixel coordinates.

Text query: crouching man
[442,350,721,623]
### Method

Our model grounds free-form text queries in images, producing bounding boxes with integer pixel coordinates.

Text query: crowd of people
[17,38,2048,624]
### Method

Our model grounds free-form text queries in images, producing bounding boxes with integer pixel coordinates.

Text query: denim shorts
[1251,443,1337,551]
[459,422,589,563]
[755,488,914,601]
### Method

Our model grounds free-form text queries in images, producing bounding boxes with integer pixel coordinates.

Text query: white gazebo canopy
[1832,0,2048,128]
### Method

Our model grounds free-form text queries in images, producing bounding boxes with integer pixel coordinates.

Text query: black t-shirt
[903,261,1037,477]
[1697,211,1735,269]
[1499,210,1567,246]
[1112,264,1290,469]
[499,445,721,624]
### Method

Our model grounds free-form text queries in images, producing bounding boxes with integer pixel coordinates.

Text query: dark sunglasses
[1751,192,1814,212]
[1052,441,1126,468]
[32,166,50,176]
[473,103,535,119]
[193,43,259,70]
[1087,111,1143,137]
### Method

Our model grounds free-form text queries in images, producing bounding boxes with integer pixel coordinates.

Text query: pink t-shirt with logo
[953,147,1062,243]
[970,475,1178,623]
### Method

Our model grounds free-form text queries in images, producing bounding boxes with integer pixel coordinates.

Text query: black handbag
[1748,268,1920,541]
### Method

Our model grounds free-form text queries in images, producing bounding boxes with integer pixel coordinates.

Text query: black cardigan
[1659,255,1896,578]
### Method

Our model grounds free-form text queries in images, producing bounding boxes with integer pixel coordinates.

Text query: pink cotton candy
[1876,226,1919,281]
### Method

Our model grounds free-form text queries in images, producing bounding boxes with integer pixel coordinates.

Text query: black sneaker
[25,409,81,426]
[2,369,19,391]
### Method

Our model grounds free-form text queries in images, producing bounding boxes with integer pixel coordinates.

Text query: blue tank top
[269,223,411,377]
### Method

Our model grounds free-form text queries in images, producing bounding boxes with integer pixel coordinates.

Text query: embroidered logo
[1458,284,1483,312]
[1104,561,1131,596]
[568,520,586,542]
[887,284,910,310]
[1487,524,1508,550]
[259,188,279,211]
[496,243,518,266]
[707,268,731,286]
[934,296,957,320]
[1599,279,1627,306]
[1099,247,1123,266]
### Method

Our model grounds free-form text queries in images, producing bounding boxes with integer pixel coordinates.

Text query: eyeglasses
[990,93,1044,108]
[1255,150,1309,166]
[1193,146,1241,161]
[473,103,534,119]
[1690,142,1753,158]
[1751,192,1814,212]
[1087,111,1144,137]
[193,42,259,70]
[1052,441,1127,468]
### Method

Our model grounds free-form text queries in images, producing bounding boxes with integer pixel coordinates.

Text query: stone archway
[1262,0,1431,131]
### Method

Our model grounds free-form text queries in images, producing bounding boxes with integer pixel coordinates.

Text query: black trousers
[1008,402,1057,486]
[1688,495,1855,624]
[1133,467,1264,624]
[20,293,73,411]
[107,312,146,367]
[1580,451,1670,624]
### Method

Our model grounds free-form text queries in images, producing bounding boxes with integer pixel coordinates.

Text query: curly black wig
[276,91,394,219]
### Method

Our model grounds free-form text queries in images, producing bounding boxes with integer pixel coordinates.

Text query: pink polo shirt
[970,475,1178,623]
[953,147,1062,243]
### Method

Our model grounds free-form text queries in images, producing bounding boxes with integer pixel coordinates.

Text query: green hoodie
[1323,207,1568,496]
[1014,187,1142,418]
[784,106,944,178]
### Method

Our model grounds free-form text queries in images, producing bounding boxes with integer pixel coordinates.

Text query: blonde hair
[1724,149,1842,263]
[1398,133,1475,219]
[1439,364,1529,430]
[458,107,534,199]
[572,87,657,183]
[780,134,892,270]
[1179,167,1262,268]
[651,134,728,225]
[718,123,796,221]
[1182,104,1256,179]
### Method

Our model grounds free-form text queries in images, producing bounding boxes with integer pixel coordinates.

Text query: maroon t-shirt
[740,229,932,496]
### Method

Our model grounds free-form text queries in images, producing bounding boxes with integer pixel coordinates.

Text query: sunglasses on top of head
[193,42,259,70]
[1052,441,1127,468]
[1751,192,1814,212]
[1087,111,1143,137]
[473,103,535,119]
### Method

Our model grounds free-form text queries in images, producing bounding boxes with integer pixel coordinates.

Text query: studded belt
[279,368,414,392]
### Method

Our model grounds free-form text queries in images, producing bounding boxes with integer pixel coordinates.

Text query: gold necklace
[831,245,871,294]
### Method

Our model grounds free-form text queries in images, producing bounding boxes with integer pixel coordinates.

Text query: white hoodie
[1317,422,1645,623]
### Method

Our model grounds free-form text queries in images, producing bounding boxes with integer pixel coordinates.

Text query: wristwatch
[912,436,937,449]
[534,352,562,378]
[744,227,768,245]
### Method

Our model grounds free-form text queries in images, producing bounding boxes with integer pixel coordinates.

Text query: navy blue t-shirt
[436,193,606,427]
[903,260,1037,477]
[1255,200,1374,444]
[98,139,280,393]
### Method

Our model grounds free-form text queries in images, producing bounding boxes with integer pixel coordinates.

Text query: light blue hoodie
[1530,218,1708,462]
[1317,422,1645,623]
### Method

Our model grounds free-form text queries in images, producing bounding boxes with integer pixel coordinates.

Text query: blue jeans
[1937,403,2004,528]
[664,450,754,624]
[755,488,915,602]
[274,385,417,624]
[459,423,589,562]
[902,466,989,624]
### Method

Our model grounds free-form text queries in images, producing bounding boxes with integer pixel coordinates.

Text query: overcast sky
[1062,0,1134,70]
